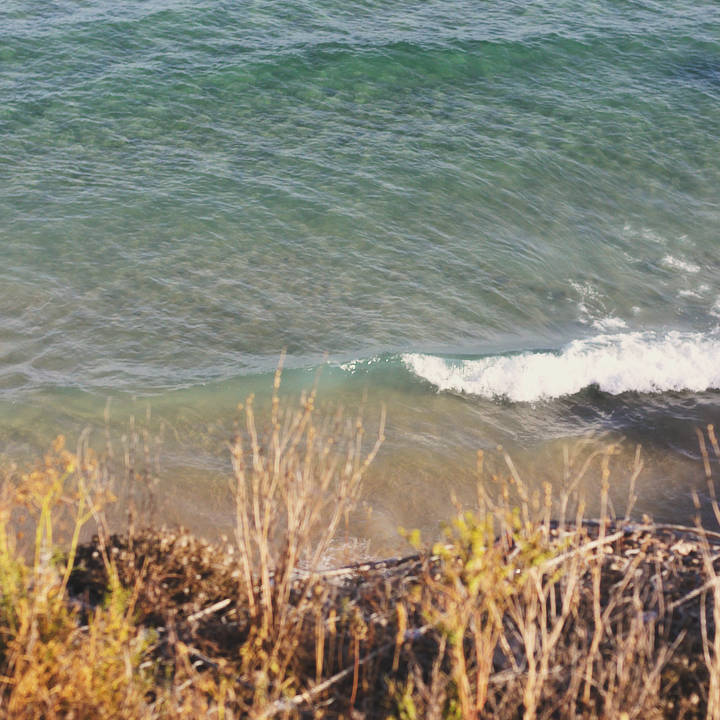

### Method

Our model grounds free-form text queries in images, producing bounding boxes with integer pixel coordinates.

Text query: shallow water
[2,1,720,550]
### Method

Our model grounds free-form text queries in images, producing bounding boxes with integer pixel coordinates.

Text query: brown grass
[1,386,720,719]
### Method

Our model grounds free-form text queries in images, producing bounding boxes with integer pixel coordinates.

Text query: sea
[2,0,720,550]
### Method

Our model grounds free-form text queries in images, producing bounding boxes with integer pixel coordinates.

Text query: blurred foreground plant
[392,441,685,720]
[0,435,152,718]
[229,362,385,706]
[1,404,720,719]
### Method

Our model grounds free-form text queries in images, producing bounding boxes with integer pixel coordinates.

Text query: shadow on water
[562,387,720,458]
[673,54,720,91]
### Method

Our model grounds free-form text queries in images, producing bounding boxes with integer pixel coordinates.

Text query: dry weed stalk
[696,424,720,720]
[228,362,385,702]
[398,439,679,720]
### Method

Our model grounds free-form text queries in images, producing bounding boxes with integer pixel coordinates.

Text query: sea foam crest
[402,331,720,402]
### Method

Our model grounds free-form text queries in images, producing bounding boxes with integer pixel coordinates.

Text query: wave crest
[402,331,720,402]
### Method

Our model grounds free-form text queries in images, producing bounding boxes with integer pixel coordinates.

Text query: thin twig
[256,625,433,718]
[668,576,720,613]
[187,598,232,624]
[255,643,391,718]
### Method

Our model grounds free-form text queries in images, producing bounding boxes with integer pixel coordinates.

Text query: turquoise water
[2,1,720,546]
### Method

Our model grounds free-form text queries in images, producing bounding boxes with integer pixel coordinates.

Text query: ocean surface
[2,0,720,549]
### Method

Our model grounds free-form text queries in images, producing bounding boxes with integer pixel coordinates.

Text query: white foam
[678,289,702,299]
[662,255,701,273]
[592,316,627,331]
[402,331,720,402]
[338,356,383,373]
[569,280,605,326]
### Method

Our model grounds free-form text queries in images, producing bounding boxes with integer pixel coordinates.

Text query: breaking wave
[402,331,720,402]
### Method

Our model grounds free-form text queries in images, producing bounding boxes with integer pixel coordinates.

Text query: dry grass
[1,386,720,718]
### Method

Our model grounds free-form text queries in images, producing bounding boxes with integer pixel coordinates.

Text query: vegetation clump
[1,384,720,719]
